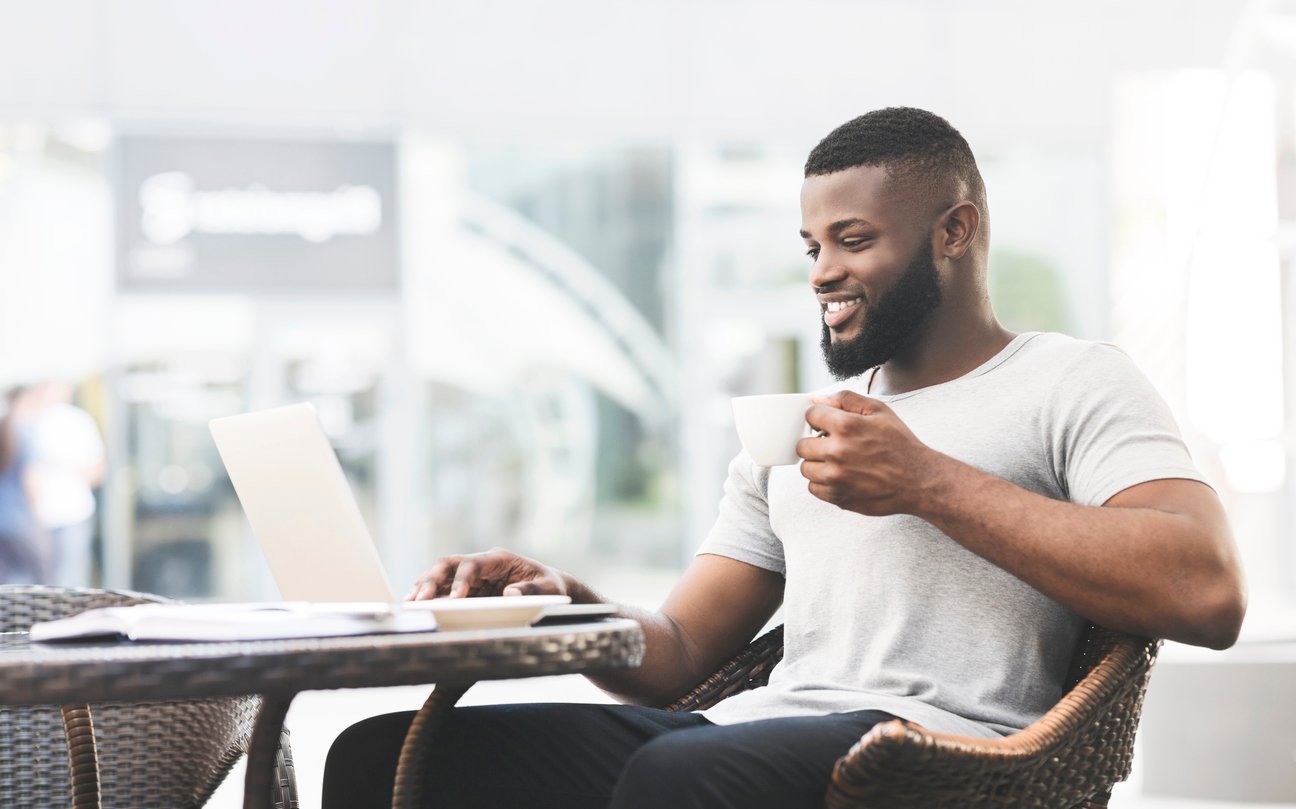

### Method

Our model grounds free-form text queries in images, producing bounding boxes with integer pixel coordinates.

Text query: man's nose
[809,253,848,290]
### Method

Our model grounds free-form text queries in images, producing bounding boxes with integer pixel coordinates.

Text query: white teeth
[826,298,862,313]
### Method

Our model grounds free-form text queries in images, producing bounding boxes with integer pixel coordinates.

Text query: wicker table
[0,618,644,809]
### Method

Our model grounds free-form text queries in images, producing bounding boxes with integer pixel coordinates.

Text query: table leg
[61,703,101,809]
[243,694,296,809]
[391,681,475,809]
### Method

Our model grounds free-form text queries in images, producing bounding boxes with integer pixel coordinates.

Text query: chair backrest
[0,585,264,809]
[1054,624,1162,794]
[1065,624,1142,687]
[666,621,1159,808]
[823,625,1161,809]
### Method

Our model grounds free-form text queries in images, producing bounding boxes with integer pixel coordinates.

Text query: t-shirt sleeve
[1046,343,1207,506]
[695,451,786,576]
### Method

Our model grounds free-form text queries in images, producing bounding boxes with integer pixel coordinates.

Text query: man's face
[799,165,942,380]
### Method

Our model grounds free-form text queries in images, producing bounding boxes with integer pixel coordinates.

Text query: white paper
[30,601,438,642]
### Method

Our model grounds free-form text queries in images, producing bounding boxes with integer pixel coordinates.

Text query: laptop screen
[210,403,398,603]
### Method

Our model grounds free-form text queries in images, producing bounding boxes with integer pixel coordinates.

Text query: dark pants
[322,703,895,809]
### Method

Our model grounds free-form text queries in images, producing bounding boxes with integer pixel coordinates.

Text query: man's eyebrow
[799,218,875,239]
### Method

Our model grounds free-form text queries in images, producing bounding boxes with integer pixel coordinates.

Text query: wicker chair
[0,585,298,809]
[664,623,1160,809]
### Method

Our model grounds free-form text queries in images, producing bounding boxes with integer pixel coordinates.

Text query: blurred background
[1,0,1294,804]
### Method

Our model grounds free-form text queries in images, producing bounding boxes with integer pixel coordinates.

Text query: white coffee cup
[731,393,815,467]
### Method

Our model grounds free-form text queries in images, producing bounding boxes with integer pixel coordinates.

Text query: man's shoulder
[1001,333,1169,424]
[1005,332,1133,375]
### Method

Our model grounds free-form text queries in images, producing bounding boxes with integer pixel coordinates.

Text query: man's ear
[937,201,980,260]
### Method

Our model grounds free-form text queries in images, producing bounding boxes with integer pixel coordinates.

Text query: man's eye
[805,247,820,259]
[842,238,870,249]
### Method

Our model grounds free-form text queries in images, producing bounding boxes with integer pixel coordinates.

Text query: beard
[820,240,942,380]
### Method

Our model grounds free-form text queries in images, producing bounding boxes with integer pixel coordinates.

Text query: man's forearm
[562,578,713,706]
[912,452,1245,649]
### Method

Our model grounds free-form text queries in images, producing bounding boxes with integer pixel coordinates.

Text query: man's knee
[613,732,732,808]
[326,711,411,767]
[322,712,413,809]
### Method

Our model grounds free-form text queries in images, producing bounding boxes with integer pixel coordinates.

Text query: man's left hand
[797,390,939,516]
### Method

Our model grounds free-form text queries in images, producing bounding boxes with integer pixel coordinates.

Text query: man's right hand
[407,547,571,601]
[408,547,783,706]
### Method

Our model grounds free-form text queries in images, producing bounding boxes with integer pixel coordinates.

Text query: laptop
[209,403,400,603]
[209,403,617,622]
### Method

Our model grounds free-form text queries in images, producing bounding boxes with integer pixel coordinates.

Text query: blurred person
[323,108,1247,809]
[0,386,48,583]
[28,381,105,586]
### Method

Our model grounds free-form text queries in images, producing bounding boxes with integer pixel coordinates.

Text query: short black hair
[805,107,986,212]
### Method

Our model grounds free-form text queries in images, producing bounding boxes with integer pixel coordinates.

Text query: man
[323,107,1246,808]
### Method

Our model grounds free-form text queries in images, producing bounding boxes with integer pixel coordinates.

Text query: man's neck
[868,313,1015,397]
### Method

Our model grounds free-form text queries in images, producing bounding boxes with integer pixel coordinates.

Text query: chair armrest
[663,625,784,712]
[825,633,1159,809]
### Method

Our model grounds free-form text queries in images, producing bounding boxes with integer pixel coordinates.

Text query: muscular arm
[410,549,784,706]
[800,391,1246,650]
[915,464,1243,649]
[574,554,783,706]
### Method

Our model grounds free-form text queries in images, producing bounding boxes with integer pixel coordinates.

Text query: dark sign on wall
[116,137,398,293]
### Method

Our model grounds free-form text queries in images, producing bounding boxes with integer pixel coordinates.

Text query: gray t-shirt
[697,332,1205,738]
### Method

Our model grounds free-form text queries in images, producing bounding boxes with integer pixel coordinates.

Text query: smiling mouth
[825,298,862,314]
[823,297,863,328]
